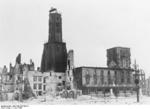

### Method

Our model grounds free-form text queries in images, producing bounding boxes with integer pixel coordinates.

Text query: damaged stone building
[40,8,74,93]
[73,47,136,96]
[0,8,75,101]
[73,66,134,96]
[0,54,24,101]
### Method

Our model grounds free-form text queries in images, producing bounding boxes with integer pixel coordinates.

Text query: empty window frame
[33,84,37,90]
[38,76,42,82]
[38,84,42,90]
[33,76,37,81]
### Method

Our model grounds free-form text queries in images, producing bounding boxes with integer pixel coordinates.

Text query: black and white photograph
[0,0,150,107]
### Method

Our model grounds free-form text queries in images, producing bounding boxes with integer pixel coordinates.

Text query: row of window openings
[33,76,42,82]
[85,75,131,85]
[33,76,62,82]
[86,71,130,79]
[85,79,131,85]
[33,84,46,91]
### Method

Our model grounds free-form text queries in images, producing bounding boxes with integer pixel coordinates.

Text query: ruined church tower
[41,8,67,72]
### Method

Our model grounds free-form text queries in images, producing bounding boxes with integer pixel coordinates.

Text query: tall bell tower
[41,8,67,73]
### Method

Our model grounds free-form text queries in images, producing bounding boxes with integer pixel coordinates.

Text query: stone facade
[43,71,66,95]
[25,71,44,96]
[24,70,66,97]
[73,67,134,95]
[66,50,75,90]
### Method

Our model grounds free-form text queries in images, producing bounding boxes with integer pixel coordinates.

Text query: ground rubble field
[1,95,150,105]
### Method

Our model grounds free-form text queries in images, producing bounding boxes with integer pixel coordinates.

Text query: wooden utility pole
[133,60,140,103]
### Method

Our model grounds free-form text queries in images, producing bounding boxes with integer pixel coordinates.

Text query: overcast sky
[0,0,150,77]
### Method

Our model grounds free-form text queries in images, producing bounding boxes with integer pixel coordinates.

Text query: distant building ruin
[107,47,131,69]
[73,47,135,96]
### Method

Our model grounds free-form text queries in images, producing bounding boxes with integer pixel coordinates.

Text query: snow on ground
[1,95,150,105]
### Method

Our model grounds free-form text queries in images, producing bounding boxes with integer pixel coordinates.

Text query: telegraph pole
[134,60,140,103]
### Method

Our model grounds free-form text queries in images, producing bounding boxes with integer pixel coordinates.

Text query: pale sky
[0,0,150,78]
